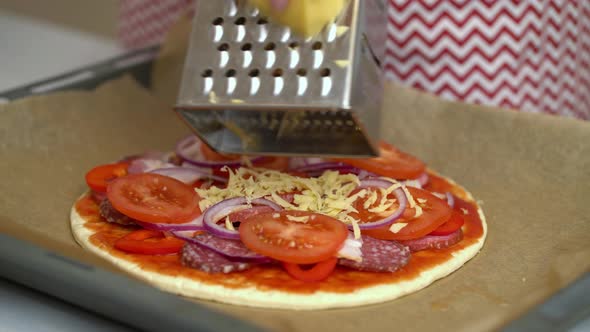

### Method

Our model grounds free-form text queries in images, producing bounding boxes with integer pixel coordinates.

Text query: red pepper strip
[114,230,185,255]
[85,162,129,193]
[429,210,465,236]
[282,257,338,282]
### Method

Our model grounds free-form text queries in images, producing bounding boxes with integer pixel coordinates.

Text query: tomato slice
[192,179,209,190]
[85,162,129,193]
[349,188,383,222]
[347,188,405,222]
[362,187,452,241]
[332,141,426,179]
[286,170,310,178]
[282,258,338,282]
[201,138,290,172]
[114,230,185,255]
[200,142,241,162]
[348,188,416,223]
[107,173,200,224]
[430,209,464,235]
[253,157,290,171]
[239,211,348,264]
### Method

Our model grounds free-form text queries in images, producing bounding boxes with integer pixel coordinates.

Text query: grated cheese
[401,185,417,209]
[461,208,469,215]
[195,167,420,236]
[196,168,363,223]
[241,156,253,168]
[208,91,218,104]
[413,204,424,218]
[271,192,296,209]
[398,184,423,219]
[363,189,378,209]
[351,219,361,239]
[225,216,235,231]
[286,215,310,223]
[389,222,408,233]
[432,192,446,199]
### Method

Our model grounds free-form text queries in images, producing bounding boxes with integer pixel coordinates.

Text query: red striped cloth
[119,0,193,48]
[119,0,590,120]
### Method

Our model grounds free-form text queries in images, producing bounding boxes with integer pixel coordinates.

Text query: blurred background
[0,1,122,92]
[1,0,588,120]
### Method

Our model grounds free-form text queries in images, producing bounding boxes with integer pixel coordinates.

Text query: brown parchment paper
[1,16,590,332]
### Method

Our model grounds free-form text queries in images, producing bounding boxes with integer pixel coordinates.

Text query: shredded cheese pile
[195,167,419,239]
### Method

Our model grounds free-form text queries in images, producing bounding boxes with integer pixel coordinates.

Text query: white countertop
[0,9,124,92]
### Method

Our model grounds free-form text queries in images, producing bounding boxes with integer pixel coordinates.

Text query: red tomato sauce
[75,173,484,294]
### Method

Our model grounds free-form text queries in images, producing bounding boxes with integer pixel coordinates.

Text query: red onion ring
[356,169,378,180]
[417,172,429,186]
[202,197,282,239]
[306,168,367,178]
[445,192,455,208]
[336,232,363,262]
[292,162,352,173]
[150,167,227,184]
[135,215,205,232]
[353,179,408,230]
[387,172,430,185]
[358,178,398,190]
[180,161,203,169]
[127,158,175,174]
[173,231,272,263]
[175,135,263,168]
[401,178,422,189]
[288,157,327,169]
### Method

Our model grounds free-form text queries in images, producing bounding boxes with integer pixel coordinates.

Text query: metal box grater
[174,0,387,157]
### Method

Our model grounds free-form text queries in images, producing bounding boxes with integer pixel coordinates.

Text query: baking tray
[0,46,159,101]
[0,46,588,332]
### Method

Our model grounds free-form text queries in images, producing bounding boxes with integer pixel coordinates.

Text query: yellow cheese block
[249,0,348,37]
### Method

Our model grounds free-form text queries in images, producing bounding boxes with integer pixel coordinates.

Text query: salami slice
[399,229,463,252]
[181,243,256,273]
[338,235,410,272]
[187,232,272,262]
[99,199,136,226]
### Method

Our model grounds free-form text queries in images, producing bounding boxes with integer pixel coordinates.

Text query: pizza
[70,136,486,310]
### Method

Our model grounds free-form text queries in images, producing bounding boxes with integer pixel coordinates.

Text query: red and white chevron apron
[119,0,590,120]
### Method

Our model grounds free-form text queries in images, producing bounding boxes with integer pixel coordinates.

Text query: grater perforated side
[175,0,387,157]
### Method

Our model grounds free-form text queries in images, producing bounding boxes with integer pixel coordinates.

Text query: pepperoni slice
[398,229,463,252]
[338,235,410,272]
[181,243,257,274]
[99,199,137,226]
[188,232,271,261]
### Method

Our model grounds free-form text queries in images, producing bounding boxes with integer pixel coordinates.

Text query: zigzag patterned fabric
[385,0,590,120]
[119,0,590,120]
